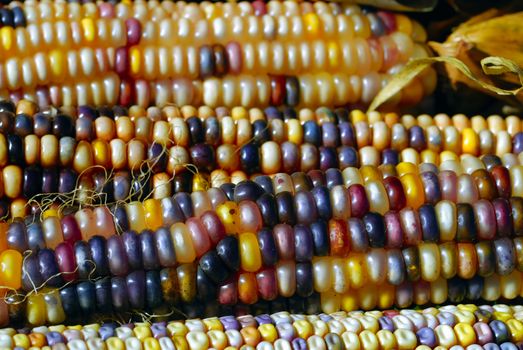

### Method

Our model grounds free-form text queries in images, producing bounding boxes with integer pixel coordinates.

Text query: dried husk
[368,56,523,112]
[429,10,523,105]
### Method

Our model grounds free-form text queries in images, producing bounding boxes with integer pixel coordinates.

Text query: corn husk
[368,56,523,112]
[429,10,523,106]
[342,0,437,11]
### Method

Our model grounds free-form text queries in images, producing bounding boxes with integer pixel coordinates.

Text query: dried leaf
[427,11,523,105]
[368,56,523,112]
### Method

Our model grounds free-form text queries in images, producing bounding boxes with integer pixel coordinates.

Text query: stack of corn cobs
[0,0,521,349]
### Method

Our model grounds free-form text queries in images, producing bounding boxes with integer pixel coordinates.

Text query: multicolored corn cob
[0,99,523,219]
[0,179,520,324]
[2,305,523,349]
[0,0,435,108]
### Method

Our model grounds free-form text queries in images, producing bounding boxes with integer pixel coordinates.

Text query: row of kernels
[3,103,523,159]
[17,1,424,41]
[4,112,521,161]
[104,116,499,158]
[6,161,523,248]
[207,246,523,304]
[207,145,523,176]
[0,9,425,58]
[0,34,414,87]
[57,159,520,211]
[0,19,126,58]
[211,242,523,300]
[12,198,523,295]
[0,135,173,173]
[2,74,121,108]
[3,154,516,217]
[22,104,519,137]
[0,48,114,90]
[351,123,518,157]
[7,101,500,131]
[19,1,384,21]
[165,149,522,196]
[10,272,523,327]
[10,197,522,286]
[349,110,523,137]
[16,0,365,21]
[320,273,523,312]
[129,106,523,138]
[1,302,518,330]
[4,301,523,342]
[18,265,199,326]
[2,132,523,180]
[3,113,522,163]
[1,70,434,109]
[124,36,407,80]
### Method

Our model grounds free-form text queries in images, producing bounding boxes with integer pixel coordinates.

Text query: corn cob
[2,304,523,349]
[9,101,523,136]
[0,122,517,178]
[0,148,518,225]
[0,1,435,109]
[11,1,425,40]
[0,198,514,261]
[0,103,522,218]
[0,193,520,323]
[15,103,513,137]
[4,270,523,326]
[1,103,522,169]
[0,34,413,79]
[4,306,523,349]
[0,172,519,324]
[2,208,521,322]
[0,107,518,181]
[2,158,523,247]
[1,72,434,109]
[2,104,523,160]
[0,136,517,183]
[10,228,523,294]
[0,144,521,220]
[5,101,523,150]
